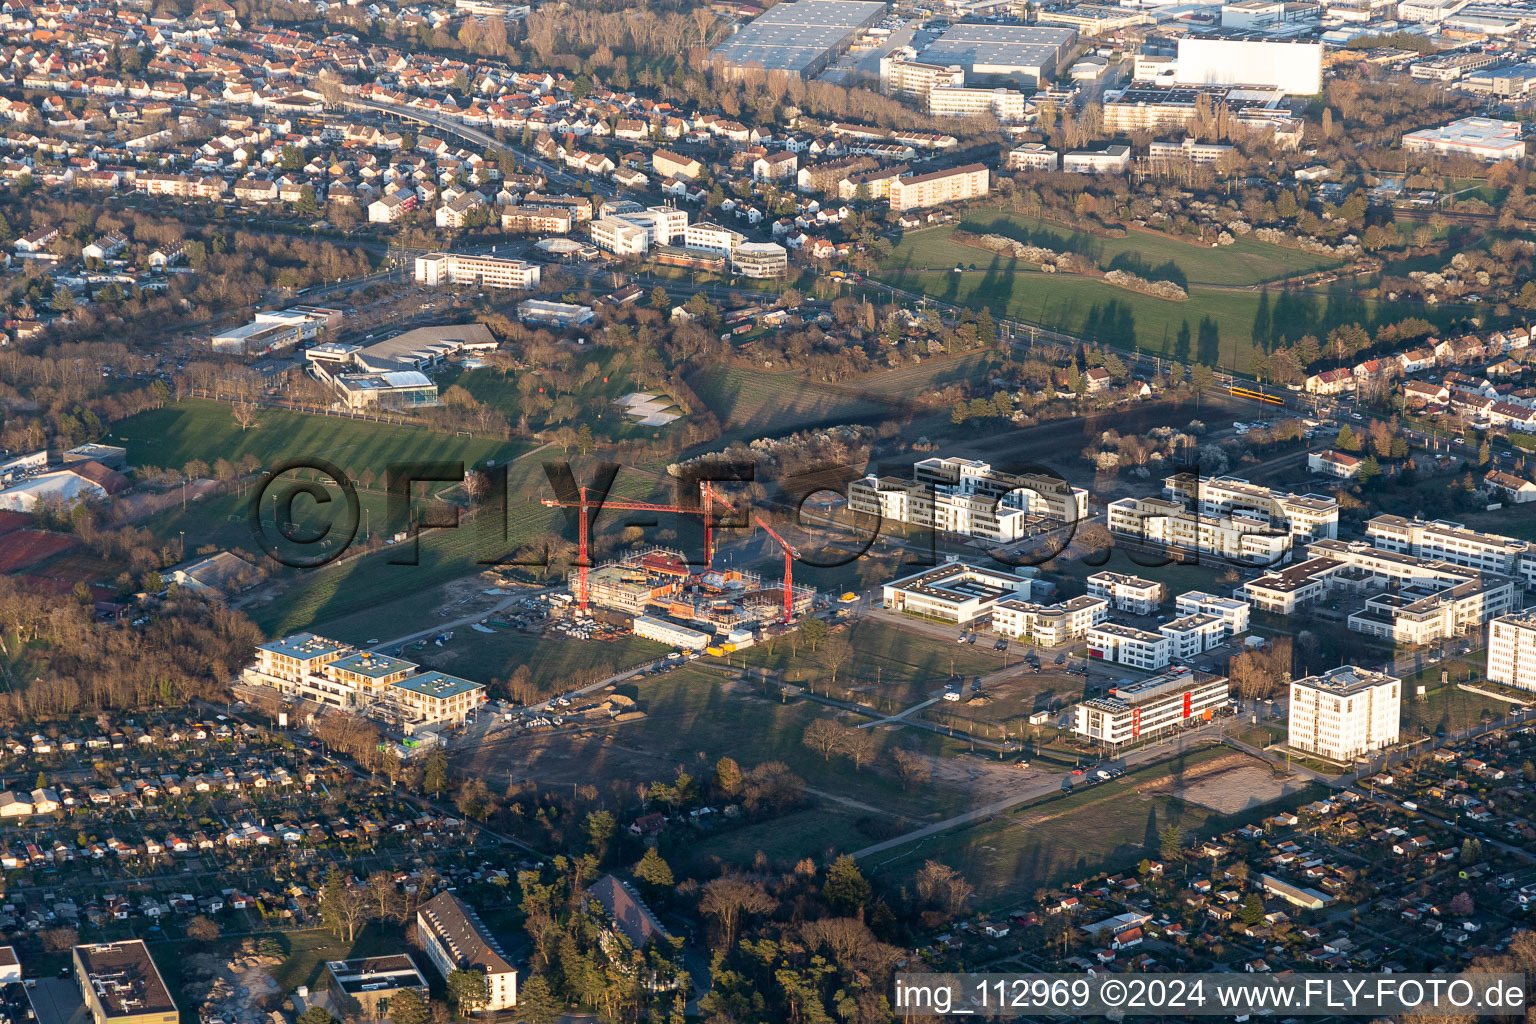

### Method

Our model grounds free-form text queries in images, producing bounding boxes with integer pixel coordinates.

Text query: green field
[896,213,1340,287]
[738,618,1001,704]
[866,747,1317,908]
[412,629,670,692]
[877,215,1483,373]
[687,364,888,438]
[109,399,526,478]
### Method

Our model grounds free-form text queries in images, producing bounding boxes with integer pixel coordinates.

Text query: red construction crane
[753,514,798,625]
[541,482,727,613]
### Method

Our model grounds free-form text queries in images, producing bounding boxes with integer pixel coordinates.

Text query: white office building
[413,253,541,290]
[1074,667,1229,748]
[683,222,746,256]
[1087,622,1173,671]
[1174,591,1251,636]
[1086,572,1164,615]
[590,218,652,256]
[1366,515,1528,576]
[1159,613,1227,662]
[1172,37,1323,95]
[1488,613,1536,691]
[882,560,1032,624]
[1288,666,1401,762]
[616,205,689,246]
[993,594,1108,644]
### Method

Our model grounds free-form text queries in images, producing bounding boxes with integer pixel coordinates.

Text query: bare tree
[699,876,776,949]
[802,719,841,761]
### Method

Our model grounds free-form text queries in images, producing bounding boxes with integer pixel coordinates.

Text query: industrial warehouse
[708,0,888,78]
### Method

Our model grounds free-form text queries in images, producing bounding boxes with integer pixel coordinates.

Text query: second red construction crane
[753,514,798,625]
[541,482,726,613]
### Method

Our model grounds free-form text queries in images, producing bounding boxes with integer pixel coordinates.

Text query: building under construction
[573,547,815,635]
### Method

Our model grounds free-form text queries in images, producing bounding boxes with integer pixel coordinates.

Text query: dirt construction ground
[1136,750,1308,813]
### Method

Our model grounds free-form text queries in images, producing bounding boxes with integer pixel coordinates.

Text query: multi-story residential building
[652,150,703,180]
[1007,142,1060,171]
[882,560,1032,624]
[730,241,789,278]
[1073,667,1229,748]
[927,86,1027,121]
[1174,591,1251,636]
[1086,571,1164,615]
[902,456,1088,518]
[616,205,689,246]
[1239,539,1521,641]
[1106,495,1293,566]
[74,941,177,1024]
[413,253,541,290]
[1366,515,1528,576]
[1159,613,1226,661]
[1166,474,1340,542]
[132,173,227,199]
[590,218,651,256]
[992,594,1109,644]
[879,56,965,100]
[417,892,518,1011]
[1087,622,1173,671]
[888,163,989,211]
[244,635,485,731]
[1489,612,1536,690]
[683,221,745,255]
[850,458,1087,542]
[501,206,574,234]
[1288,666,1400,762]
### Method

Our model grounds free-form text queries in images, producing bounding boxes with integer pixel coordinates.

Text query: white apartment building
[244,634,485,732]
[993,594,1108,644]
[730,241,789,278]
[1087,622,1173,671]
[1159,613,1226,662]
[1086,572,1164,615]
[1166,473,1339,542]
[1240,539,1521,640]
[1366,515,1528,576]
[927,86,1028,121]
[616,205,689,246]
[879,56,965,99]
[882,560,1032,624]
[1007,142,1060,171]
[850,459,1088,543]
[1174,591,1251,636]
[888,163,990,211]
[1107,496,1293,567]
[852,457,1088,539]
[1062,144,1132,174]
[683,222,745,255]
[590,218,651,256]
[417,891,518,1011]
[1288,666,1401,762]
[1489,612,1536,690]
[413,253,541,290]
[1074,667,1229,748]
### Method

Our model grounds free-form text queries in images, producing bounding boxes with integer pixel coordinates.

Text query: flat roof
[330,651,417,678]
[886,561,1023,603]
[710,0,887,73]
[258,632,352,660]
[75,941,177,1018]
[1293,665,1399,695]
[392,670,483,700]
[919,23,1077,72]
[325,955,427,994]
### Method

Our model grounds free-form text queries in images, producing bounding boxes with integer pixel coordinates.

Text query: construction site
[571,546,816,650]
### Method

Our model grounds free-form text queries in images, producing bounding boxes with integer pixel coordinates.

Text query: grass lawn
[680,806,881,869]
[409,629,670,693]
[1402,683,1507,738]
[108,399,528,478]
[686,364,888,439]
[738,618,1001,703]
[615,663,975,821]
[877,221,1486,373]
[914,212,1343,287]
[866,746,1319,909]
